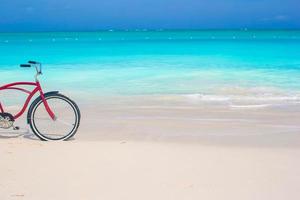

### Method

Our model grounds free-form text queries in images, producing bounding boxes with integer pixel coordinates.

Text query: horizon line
[1,28,300,34]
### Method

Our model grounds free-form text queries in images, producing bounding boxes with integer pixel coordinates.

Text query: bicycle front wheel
[28,93,81,141]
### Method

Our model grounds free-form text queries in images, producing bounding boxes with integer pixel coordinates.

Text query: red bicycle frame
[0,81,55,120]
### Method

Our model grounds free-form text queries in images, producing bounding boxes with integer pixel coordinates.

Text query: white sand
[1,96,300,199]
[1,140,300,200]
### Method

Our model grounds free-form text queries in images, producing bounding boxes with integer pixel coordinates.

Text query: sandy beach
[1,140,300,200]
[1,96,300,199]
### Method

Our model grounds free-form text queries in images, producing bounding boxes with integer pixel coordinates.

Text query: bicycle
[0,61,81,141]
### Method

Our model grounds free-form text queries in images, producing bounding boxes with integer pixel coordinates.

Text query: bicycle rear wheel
[28,92,80,141]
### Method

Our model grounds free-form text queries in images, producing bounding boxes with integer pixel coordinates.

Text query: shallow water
[0,30,300,106]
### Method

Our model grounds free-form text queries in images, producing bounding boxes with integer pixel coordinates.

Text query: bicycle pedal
[13,126,20,130]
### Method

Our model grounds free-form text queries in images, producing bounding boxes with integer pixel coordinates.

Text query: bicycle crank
[0,113,15,129]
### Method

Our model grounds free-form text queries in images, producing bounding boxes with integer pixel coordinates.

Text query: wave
[229,104,273,109]
[185,93,300,101]
[183,93,300,108]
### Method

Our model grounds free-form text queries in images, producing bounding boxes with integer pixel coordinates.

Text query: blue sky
[0,0,299,31]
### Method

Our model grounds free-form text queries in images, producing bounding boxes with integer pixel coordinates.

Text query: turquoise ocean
[1,30,300,105]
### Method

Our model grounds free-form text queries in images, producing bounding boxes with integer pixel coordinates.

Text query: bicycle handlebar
[20,64,31,67]
[20,61,43,81]
[20,61,40,68]
[28,61,40,64]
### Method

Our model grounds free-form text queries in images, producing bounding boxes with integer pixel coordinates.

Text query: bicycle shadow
[0,129,76,141]
[0,129,40,141]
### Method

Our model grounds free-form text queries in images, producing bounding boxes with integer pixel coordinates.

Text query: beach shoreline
[2,94,300,145]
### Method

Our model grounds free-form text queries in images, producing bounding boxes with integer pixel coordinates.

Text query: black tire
[27,92,81,141]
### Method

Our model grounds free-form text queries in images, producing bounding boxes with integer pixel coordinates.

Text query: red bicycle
[0,61,81,141]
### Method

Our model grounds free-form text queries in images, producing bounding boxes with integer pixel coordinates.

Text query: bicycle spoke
[56,118,75,127]
[30,95,79,140]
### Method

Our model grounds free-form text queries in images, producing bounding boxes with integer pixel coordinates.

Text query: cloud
[262,15,290,22]
[274,15,289,21]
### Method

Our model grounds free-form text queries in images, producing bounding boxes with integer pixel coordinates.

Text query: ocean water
[0,30,300,105]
